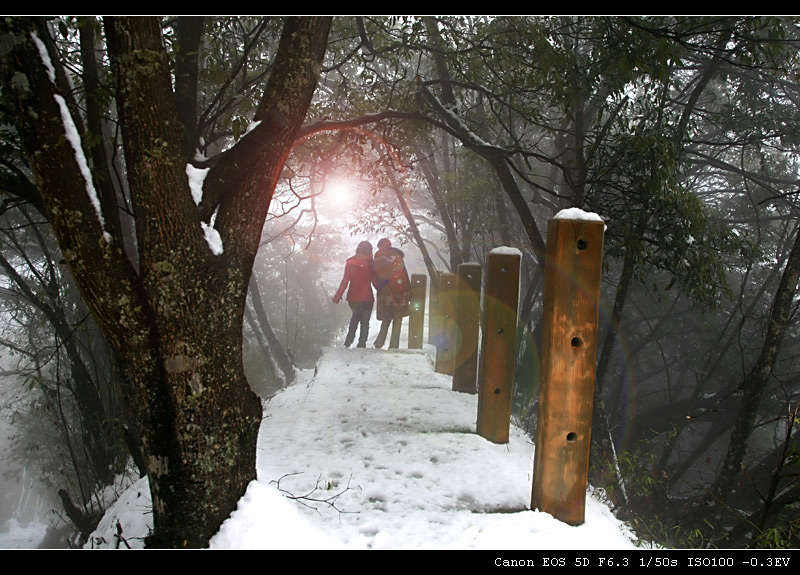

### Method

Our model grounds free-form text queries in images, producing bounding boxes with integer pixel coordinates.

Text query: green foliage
[589,113,757,308]
[645,185,748,306]
[594,442,719,549]
[752,514,800,549]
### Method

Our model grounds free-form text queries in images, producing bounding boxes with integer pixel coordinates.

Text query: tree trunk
[388,168,441,289]
[710,222,800,507]
[0,15,331,548]
[249,275,295,385]
[413,141,462,273]
[174,17,205,159]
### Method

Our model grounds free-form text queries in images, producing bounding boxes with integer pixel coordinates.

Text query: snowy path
[256,348,532,543]
[221,343,637,549]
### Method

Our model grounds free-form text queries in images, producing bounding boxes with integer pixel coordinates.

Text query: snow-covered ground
[77,314,639,550]
[0,518,48,549]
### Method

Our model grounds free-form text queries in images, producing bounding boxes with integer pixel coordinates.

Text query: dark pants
[374,308,403,349]
[345,301,373,348]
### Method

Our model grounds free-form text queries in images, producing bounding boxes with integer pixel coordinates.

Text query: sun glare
[326,180,351,208]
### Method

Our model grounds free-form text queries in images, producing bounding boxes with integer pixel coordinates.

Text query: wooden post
[428,277,439,345]
[453,263,481,393]
[476,250,520,443]
[434,272,457,374]
[408,274,427,349]
[531,218,604,526]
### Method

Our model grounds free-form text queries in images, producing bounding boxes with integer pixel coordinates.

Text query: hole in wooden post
[566,432,577,442]
[497,328,504,334]
[501,266,508,273]
[494,388,501,395]
[571,336,583,347]
[577,238,588,250]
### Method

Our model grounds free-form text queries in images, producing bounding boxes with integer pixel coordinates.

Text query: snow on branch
[30,32,55,83]
[186,163,210,206]
[32,31,111,244]
[201,219,224,256]
[418,84,508,155]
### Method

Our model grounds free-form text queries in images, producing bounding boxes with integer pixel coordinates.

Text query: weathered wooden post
[531,214,604,526]
[408,274,427,349]
[476,249,521,443]
[453,263,481,393]
[434,272,457,374]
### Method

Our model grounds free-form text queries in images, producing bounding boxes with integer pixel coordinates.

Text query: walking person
[332,241,378,348]
[372,238,411,349]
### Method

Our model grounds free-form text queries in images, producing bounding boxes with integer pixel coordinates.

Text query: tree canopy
[2,15,800,548]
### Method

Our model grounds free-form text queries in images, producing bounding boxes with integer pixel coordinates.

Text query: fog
[0,353,47,539]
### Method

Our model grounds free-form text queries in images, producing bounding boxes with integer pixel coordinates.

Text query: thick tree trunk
[104,16,266,549]
[110,16,330,548]
[1,16,331,548]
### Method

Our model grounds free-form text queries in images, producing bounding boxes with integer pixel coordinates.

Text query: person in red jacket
[332,240,379,348]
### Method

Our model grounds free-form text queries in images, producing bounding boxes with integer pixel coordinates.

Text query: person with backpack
[333,240,379,348]
[372,238,411,349]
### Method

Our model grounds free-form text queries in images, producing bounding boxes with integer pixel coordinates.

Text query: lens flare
[326,180,351,208]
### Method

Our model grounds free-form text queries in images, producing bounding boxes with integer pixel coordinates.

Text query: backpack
[389,255,410,295]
